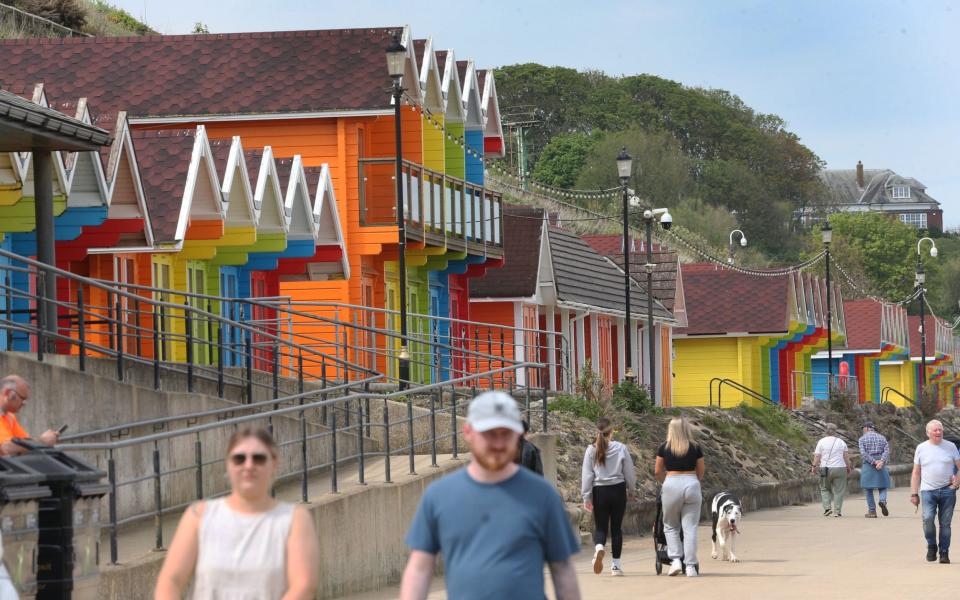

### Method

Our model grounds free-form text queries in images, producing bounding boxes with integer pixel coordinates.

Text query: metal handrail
[54,361,548,564]
[709,378,776,408]
[881,386,914,406]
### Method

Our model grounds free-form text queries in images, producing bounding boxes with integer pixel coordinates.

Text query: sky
[113,0,960,227]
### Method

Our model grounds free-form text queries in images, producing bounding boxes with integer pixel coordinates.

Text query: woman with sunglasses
[155,427,319,599]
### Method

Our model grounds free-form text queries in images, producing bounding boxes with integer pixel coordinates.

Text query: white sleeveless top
[191,498,295,600]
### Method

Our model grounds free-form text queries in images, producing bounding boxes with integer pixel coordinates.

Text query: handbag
[818,437,841,479]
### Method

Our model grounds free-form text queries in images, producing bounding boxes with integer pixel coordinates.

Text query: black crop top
[656,442,702,471]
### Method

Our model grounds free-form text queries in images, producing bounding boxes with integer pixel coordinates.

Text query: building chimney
[856,160,864,189]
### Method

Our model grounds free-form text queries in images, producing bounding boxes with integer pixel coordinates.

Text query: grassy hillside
[0,0,155,38]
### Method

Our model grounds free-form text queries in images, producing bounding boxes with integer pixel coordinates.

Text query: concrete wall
[99,458,467,599]
[0,352,374,521]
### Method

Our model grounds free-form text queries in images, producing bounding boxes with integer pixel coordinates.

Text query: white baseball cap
[467,391,523,433]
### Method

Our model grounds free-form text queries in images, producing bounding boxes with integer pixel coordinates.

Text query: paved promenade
[348,486,953,599]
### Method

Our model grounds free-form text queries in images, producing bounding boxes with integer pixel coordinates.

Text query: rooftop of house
[131,128,199,242]
[581,234,680,312]
[676,263,791,335]
[0,28,408,119]
[820,162,941,207]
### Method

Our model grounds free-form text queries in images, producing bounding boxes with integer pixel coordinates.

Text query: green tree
[530,132,598,188]
[817,213,919,303]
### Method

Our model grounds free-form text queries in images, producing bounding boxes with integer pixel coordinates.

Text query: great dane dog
[711,491,743,563]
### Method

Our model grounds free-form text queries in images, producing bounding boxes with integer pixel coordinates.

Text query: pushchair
[653,491,698,575]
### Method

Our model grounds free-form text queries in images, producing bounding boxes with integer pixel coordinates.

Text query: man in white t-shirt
[911,419,960,564]
[811,424,851,517]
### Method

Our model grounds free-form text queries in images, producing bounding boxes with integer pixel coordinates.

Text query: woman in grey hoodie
[581,416,636,577]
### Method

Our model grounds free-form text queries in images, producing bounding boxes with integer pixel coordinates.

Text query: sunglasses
[229,452,269,466]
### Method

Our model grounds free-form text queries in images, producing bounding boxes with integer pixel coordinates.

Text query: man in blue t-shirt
[400,391,581,600]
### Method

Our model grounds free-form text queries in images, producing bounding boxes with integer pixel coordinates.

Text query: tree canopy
[494,64,826,259]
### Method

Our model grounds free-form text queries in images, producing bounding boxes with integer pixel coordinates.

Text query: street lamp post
[387,35,411,388]
[642,207,673,405]
[727,229,746,265]
[916,237,938,398]
[616,148,634,381]
[822,221,833,394]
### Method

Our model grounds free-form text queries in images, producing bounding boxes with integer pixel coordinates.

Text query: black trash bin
[10,441,108,600]
[0,456,50,600]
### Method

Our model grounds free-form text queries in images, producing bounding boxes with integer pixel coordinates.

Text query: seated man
[0,374,60,455]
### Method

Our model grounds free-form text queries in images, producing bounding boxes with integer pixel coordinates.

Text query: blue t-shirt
[405,466,579,599]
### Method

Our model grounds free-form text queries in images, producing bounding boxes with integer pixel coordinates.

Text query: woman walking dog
[581,417,636,576]
[654,417,705,577]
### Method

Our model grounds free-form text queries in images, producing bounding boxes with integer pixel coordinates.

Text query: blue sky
[115,0,960,227]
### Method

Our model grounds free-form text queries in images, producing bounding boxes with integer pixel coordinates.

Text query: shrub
[827,384,858,415]
[548,394,602,422]
[612,380,658,414]
[916,388,939,420]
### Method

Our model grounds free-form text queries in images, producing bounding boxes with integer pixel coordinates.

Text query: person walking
[516,419,544,475]
[910,419,960,563]
[581,416,636,577]
[858,420,891,518]
[654,417,705,577]
[155,427,319,600]
[811,423,851,517]
[400,391,581,600]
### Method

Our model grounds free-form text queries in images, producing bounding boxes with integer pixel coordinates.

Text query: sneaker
[865,512,877,518]
[927,545,938,562]
[879,501,889,516]
[823,508,832,516]
[941,553,950,564]
[685,565,699,577]
[667,559,683,576]
[834,512,842,517]
[611,565,624,577]
[592,544,605,575]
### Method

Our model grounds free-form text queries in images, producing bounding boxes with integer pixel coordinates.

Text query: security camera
[660,210,673,230]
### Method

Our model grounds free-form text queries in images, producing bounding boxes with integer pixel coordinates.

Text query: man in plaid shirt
[859,421,891,518]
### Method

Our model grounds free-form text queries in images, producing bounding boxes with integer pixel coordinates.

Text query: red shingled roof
[469,205,544,298]
[0,28,405,119]
[842,299,882,351]
[456,60,468,85]
[132,129,198,242]
[676,263,790,335]
[435,50,448,76]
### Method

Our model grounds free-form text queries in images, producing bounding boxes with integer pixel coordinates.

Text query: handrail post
[153,441,164,550]
[185,303,194,393]
[452,387,461,459]
[36,271,45,362]
[407,396,416,475]
[106,289,114,352]
[430,387,438,467]
[194,433,203,500]
[245,330,253,404]
[542,384,548,433]
[153,306,161,391]
[358,399,366,485]
[207,300,215,365]
[115,300,124,381]
[300,404,309,502]
[383,399,392,483]
[217,321,225,398]
[330,409,338,493]
[107,450,118,565]
[77,286,86,372]
[134,297,142,358]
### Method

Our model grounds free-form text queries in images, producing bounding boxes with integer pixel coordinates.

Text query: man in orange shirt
[0,374,60,455]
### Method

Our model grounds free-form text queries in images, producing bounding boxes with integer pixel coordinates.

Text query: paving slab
[347,486,951,599]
